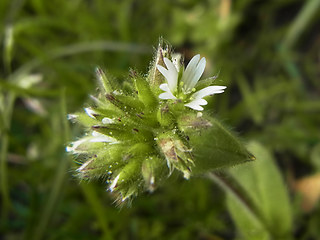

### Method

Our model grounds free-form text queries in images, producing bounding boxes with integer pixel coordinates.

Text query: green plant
[67,43,253,203]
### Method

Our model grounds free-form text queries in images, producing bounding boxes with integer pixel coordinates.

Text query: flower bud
[148,42,171,89]
[157,132,194,179]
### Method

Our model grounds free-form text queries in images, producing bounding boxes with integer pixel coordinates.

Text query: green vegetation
[1,0,320,239]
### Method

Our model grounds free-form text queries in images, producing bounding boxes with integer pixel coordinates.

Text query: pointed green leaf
[178,114,254,174]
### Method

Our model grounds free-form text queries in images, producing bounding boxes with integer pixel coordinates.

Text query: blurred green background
[1,0,320,239]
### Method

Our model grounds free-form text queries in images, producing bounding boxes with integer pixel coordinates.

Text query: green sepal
[178,113,254,174]
[141,155,168,192]
[133,75,158,110]
[73,111,100,127]
[91,124,130,140]
[93,107,122,120]
[111,158,143,199]
[105,92,144,115]
[117,159,142,183]
[76,144,127,179]
[76,156,111,179]
[95,67,113,93]
[128,142,154,156]
[157,103,175,128]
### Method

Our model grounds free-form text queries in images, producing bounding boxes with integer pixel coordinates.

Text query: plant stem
[11,41,151,82]
[207,172,263,226]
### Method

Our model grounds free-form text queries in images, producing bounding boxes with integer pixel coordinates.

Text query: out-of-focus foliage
[0,0,320,239]
[227,142,292,240]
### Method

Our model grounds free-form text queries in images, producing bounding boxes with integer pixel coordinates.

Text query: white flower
[156,54,226,111]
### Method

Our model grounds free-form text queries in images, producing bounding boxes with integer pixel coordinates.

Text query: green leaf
[227,141,292,239]
[178,114,254,174]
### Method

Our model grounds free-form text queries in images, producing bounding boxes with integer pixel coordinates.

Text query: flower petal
[164,58,178,91]
[157,64,177,92]
[184,98,208,111]
[189,57,206,90]
[181,54,201,93]
[156,57,179,93]
[156,65,170,81]
[159,92,177,100]
[159,83,177,99]
[192,86,226,100]
[159,83,169,91]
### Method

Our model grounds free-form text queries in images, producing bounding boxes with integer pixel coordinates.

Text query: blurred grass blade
[237,74,263,125]
[3,25,14,74]
[0,21,16,220]
[0,79,60,98]
[12,41,151,79]
[282,0,320,49]
[0,93,15,220]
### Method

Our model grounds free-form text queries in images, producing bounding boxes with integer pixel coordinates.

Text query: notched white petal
[163,58,178,91]
[181,54,204,93]
[159,92,177,100]
[191,57,206,88]
[159,83,169,91]
[159,84,177,99]
[156,65,170,80]
[185,54,200,75]
[184,99,208,111]
[184,102,204,111]
[193,86,227,99]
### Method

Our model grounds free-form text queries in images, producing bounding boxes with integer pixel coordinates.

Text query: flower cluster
[67,44,251,204]
[157,54,226,111]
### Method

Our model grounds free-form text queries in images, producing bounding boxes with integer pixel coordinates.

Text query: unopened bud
[157,132,194,179]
